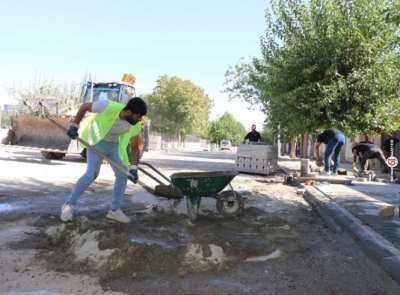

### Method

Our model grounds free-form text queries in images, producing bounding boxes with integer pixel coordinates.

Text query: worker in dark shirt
[315,128,346,176]
[352,143,397,180]
[351,141,373,171]
[243,124,261,143]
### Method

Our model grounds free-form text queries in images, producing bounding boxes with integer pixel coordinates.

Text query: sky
[0,0,269,131]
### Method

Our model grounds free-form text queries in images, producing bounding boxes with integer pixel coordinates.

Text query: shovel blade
[154,184,184,199]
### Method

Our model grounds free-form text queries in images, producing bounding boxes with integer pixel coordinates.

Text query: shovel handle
[75,138,156,191]
[46,117,131,177]
[74,135,156,192]
[76,137,132,176]
[46,116,157,194]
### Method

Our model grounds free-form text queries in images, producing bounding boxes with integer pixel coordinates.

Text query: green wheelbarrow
[138,164,244,220]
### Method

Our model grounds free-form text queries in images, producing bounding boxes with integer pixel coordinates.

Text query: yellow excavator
[1,73,149,160]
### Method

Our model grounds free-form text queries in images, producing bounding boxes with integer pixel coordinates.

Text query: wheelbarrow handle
[140,162,172,184]
[137,166,164,185]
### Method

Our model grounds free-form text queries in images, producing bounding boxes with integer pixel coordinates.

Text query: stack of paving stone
[235,144,278,175]
[354,170,391,183]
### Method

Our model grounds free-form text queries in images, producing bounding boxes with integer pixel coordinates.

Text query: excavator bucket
[3,114,77,152]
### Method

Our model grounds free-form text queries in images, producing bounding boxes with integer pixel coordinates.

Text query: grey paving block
[346,227,396,264]
[376,178,388,183]
[296,189,305,195]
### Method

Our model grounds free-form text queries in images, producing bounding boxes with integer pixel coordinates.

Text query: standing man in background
[243,124,261,144]
[315,128,346,176]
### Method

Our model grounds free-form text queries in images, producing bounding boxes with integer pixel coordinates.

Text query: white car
[220,140,232,150]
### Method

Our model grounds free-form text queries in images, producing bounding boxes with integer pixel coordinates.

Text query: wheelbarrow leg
[186,195,202,220]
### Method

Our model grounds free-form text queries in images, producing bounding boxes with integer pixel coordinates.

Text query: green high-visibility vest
[80,101,141,167]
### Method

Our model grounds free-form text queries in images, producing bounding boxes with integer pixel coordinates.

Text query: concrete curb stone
[381,256,400,284]
[305,186,400,285]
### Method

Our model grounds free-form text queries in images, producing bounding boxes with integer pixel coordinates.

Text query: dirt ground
[1,147,400,295]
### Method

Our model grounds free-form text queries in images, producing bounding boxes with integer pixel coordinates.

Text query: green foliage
[143,75,212,139]
[0,110,11,128]
[224,0,400,137]
[208,112,246,146]
[260,122,276,145]
[7,78,84,114]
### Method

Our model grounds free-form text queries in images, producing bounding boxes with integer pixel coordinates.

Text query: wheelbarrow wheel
[216,190,244,218]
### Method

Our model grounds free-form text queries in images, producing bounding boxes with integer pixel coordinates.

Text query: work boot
[106,209,131,223]
[61,202,74,222]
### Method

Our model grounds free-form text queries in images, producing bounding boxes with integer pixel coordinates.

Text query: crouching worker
[61,97,147,223]
[352,143,397,181]
[351,141,372,171]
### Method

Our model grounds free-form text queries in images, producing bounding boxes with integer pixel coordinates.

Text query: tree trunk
[301,133,309,158]
[290,137,297,159]
[174,127,179,148]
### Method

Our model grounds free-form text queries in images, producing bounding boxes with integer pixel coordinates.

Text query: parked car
[220,140,232,150]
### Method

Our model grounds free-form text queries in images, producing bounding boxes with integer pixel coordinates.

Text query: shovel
[47,117,183,198]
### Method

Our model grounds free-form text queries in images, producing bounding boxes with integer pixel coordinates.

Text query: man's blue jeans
[67,141,128,210]
[324,134,346,173]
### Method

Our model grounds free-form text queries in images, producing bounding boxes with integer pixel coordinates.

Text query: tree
[5,73,85,114]
[208,112,246,146]
[260,122,276,145]
[143,75,212,147]
[225,0,400,138]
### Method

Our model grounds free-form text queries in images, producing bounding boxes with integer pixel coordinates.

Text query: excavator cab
[81,81,136,105]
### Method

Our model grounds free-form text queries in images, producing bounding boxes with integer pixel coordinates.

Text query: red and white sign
[386,157,398,168]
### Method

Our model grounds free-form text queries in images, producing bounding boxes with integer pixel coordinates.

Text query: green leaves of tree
[224,0,400,138]
[143,75,212,140]
[208,112,246,146]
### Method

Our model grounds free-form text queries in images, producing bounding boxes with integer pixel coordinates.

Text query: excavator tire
[41,151,66,160]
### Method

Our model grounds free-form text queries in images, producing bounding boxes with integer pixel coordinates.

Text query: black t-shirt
[382,138,399,152]
[316,128,343,144]
[245,131,261,142]
[353,143,378,154]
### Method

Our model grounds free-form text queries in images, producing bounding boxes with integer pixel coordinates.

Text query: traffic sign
[386,157,398,168]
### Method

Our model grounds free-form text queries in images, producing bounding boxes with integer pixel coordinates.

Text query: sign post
[386,139,398,182]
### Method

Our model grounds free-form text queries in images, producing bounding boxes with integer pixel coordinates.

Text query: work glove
[352,162,357,168]
[128,165,138,183]
[66,122,79,139]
